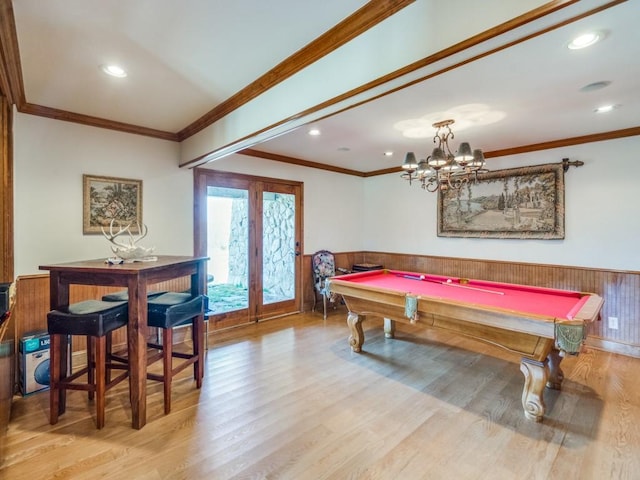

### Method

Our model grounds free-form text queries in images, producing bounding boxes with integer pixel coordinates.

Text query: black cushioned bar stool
[146,292,205,415]
[101,290,166,302]
[47,300,129,429]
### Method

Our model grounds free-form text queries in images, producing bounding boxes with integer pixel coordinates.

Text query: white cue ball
[420,275,425,280]
[446,279,452,283]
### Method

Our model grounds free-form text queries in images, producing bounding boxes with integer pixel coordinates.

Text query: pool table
[327,269,604,422]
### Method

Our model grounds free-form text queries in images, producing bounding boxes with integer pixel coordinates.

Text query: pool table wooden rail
[328,273,604,422]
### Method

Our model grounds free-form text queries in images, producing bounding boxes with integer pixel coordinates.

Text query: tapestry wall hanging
[83,174,143,234]
[437,162,566,239]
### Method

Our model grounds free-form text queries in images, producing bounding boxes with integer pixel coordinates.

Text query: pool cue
[398,274,504,295]
[441,281,504,295]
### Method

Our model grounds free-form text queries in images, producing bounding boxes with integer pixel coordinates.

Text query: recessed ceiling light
[568,32,600,50]
[383,151,393,156]
[594,104,619,113]
[308,128,321,136]
[100,64,127,78]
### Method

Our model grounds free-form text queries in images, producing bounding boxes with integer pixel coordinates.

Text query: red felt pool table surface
[339,269,590,322]
[327,269,604,422]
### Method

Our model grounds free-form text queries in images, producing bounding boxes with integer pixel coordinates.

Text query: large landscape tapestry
[437,163,565,239]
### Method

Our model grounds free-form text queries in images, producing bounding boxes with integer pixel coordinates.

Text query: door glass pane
[262,191,295,305]
[207,186,248,314]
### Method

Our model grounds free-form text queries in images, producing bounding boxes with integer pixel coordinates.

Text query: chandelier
[401,119,487,192]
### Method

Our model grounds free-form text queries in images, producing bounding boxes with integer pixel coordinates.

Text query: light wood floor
[2,310,639,480]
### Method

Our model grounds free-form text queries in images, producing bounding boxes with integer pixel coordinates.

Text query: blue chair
[47,300,129,429]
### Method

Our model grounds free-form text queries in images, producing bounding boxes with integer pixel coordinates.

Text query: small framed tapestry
[83,174,143,234]
[437,163,565,239]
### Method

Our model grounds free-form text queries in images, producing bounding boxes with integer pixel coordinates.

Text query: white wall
[13,112,638,275]
[363,136,640,271]
[201,154,365,255]
[13,113,192,276]
[12,116,365,276]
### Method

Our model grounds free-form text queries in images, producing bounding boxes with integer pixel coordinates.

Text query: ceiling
[5,0,640,174]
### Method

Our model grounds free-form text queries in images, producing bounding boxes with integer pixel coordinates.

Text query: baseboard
[586,336,640,358]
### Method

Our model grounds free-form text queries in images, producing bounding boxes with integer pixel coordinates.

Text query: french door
[194,169,303,329]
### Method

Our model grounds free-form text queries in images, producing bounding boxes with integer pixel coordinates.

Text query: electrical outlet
[608,316,619,330]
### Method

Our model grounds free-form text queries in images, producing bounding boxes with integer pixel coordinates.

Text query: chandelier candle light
[401,119,487,192]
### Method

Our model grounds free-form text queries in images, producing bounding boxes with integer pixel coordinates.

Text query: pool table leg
[546,348,564,390]
[520,357,549,422]
[347,312,364,352]
[383,318,395,338]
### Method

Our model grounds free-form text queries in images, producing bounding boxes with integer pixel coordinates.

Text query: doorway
[194,169,303,329]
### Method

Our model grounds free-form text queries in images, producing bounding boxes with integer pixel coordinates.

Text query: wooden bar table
[40,255,208,429]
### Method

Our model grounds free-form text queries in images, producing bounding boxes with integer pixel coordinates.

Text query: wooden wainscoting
[346,252,640,357]
[17,253,640,359]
